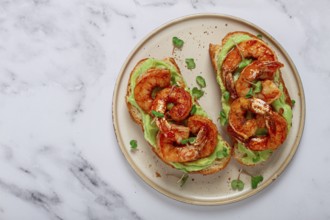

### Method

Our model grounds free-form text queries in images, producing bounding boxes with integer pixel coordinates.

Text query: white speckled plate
[112,14,305,205]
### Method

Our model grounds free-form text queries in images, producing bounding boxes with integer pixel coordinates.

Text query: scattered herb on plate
[172,36,184,48]
[251,175,264,189]
[231,170,244,191]
[192,87,204,99]
[185,58,196,70]
[196,76,206,88]
[130,140,138,150]
[231,179,245,191]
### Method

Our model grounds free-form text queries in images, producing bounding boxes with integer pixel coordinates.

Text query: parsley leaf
[251,175,264,189]
[170,76,178,86]
[192,87,204,99]
[223,91,230,102]
[185,58,196,70]
[190,104,197,115]
[291,99,296,106]
[172,36,184,48]
[130,140,138,150]
[216,148,228,158]
[253,81,262,94]
[166,103,174,110]
[231,179,244,191]
[255,128,268,136]
[219,110,228,126]
[245,88,253,98]
[238,59,252,70]
[180,137,196,145]
[257,34,263,39]
[151,110,164,118]
[196,76,206,88]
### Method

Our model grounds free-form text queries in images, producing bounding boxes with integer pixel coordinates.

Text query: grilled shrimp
[151,86,192,122]
[228,97,287,151]
[228,97,268,140]
[222,39,276,99]
[235,61,283,103]
[157,115,218,163]
[134,69,171,113]
[247,111,287,151]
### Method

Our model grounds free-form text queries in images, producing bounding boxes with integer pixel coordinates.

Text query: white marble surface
[0,0,329,219]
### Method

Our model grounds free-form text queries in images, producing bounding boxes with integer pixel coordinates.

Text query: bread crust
[209,31,292,166]
[126,57,231,175]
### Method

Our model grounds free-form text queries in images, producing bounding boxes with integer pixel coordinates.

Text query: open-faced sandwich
[209,31,293,166]
[126,57,231,174]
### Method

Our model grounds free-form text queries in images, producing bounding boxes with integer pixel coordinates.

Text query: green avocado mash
[235,142,272,165]
[216,34,253,125]
[216,34,293,164]
[127,58,230,172]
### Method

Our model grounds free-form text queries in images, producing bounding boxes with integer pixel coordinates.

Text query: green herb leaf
[255,128,268,136]
[253,81,262,94]
[216,148,228,158]
[251,175,264,189]
[167,103,174,110]
[245,88,253,98]
[180,137,196,145]
[172,36,184,48]
[238,59,252,70]
[231,179,244,191]
[151,110,164,118]
[178,173,189,187]
[219,110,228,126]
[151,87,162,99]
[257,34,263,39]
[190,104,197,115]
[170,76,178,86]
[291,99,296,106]
[252,155,260,163]
[192,87,204,99]
[223,91,230,102]
[185,58,196,70]
[130,140,138,149]
[196,76,206,88]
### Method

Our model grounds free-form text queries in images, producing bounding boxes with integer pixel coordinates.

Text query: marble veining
[0,0,329,219]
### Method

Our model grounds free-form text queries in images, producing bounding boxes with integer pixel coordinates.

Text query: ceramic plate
[112,14,305,205]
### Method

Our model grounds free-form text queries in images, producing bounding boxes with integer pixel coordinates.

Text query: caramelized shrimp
[229,97,266,140]
[235,61,283,103]
[228,97,288,151]
[222,39,276,99]
[151,86,192,122]
[247,112,287,151]
[134,69,171,113]
[157,115,218,163]
[187,115,218,158]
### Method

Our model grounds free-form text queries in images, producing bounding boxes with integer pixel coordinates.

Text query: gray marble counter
[0,0,329,219]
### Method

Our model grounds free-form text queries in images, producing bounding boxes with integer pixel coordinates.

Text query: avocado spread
[127,58,230,172]
[216,34,293,164]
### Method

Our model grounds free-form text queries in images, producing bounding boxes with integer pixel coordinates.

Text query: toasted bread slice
[209,31,293,166]
[126,57,231,174]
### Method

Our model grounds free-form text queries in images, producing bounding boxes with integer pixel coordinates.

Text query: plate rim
[112,13,306,205]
